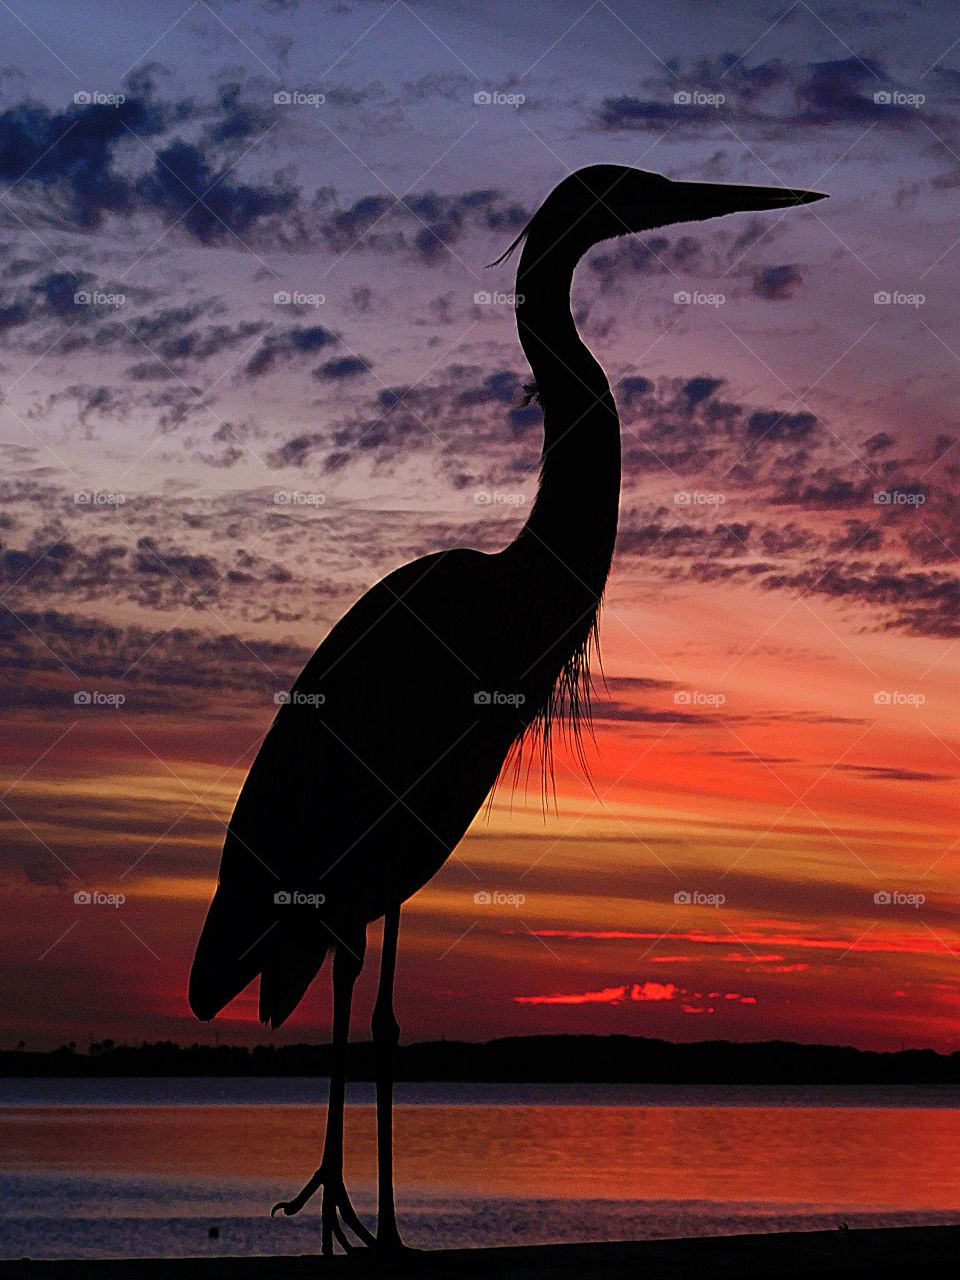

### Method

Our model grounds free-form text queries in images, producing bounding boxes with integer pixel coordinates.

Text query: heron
[189,165,825,1254]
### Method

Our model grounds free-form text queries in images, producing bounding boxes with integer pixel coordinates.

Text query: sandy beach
[2,1227,960,1279]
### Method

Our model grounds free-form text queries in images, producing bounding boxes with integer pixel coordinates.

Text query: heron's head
[493,164,827,266]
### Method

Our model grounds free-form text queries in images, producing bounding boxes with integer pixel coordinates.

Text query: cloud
[134,140,298,246]
[834,763,956,783]
[0,92,167,228]
[0,607,312,710]
[317,187,530,261]
[514,985,627,1005]
[314,355,371,380]
[245,324,338,377]
[746,408,818,443]
[593,53,951,141]
[752,263,804,300]
[630,981,677,1001]
[0,77,297,247]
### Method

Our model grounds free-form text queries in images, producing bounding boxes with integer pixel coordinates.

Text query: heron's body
[190,214,621,1028]
[189,164,824,1253]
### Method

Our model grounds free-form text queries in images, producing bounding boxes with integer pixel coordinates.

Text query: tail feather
[189,884,330,1027]
[258,935,329,1029]
[188,885,275,1022]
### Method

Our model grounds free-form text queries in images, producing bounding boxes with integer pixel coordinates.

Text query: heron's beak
[673,180,828,220]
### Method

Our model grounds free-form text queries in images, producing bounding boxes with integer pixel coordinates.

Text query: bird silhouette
[189,164,826,1254]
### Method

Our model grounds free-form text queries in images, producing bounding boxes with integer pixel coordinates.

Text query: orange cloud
[514,985,627,1005]
[630,981,678,1001]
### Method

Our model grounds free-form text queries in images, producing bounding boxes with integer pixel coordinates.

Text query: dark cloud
[0,92,167,228]
[0,79,298,247]
[746,408,818,443]
[204,79,275,146]
[318,188,530,261]
[0,607,312,711]
[314,355,371,380]
[594,53,950,141]
[683,376,724,407]
[752,264,803,300]
[835,763,955,783]
[134,140,298,246]
[758,563,960,638]
[30,270,94,315]
[245,324,338,377]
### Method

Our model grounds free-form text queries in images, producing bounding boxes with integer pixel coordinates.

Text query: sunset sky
[2,0,960,1053]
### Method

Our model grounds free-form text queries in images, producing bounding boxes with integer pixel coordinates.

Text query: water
[2,1079,960,1258]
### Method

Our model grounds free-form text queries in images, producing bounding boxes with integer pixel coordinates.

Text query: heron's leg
[271,941,375,1254]
[372,906,405,1251]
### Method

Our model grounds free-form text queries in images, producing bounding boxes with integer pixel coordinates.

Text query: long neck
[510,225,621,601]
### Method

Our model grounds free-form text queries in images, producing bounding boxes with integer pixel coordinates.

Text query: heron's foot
[271,1165,375,1255]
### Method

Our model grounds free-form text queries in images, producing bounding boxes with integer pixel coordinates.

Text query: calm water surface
[2,1079,959,1257]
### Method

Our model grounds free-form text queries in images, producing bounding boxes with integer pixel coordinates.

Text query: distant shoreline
[4,1034,960,1083]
